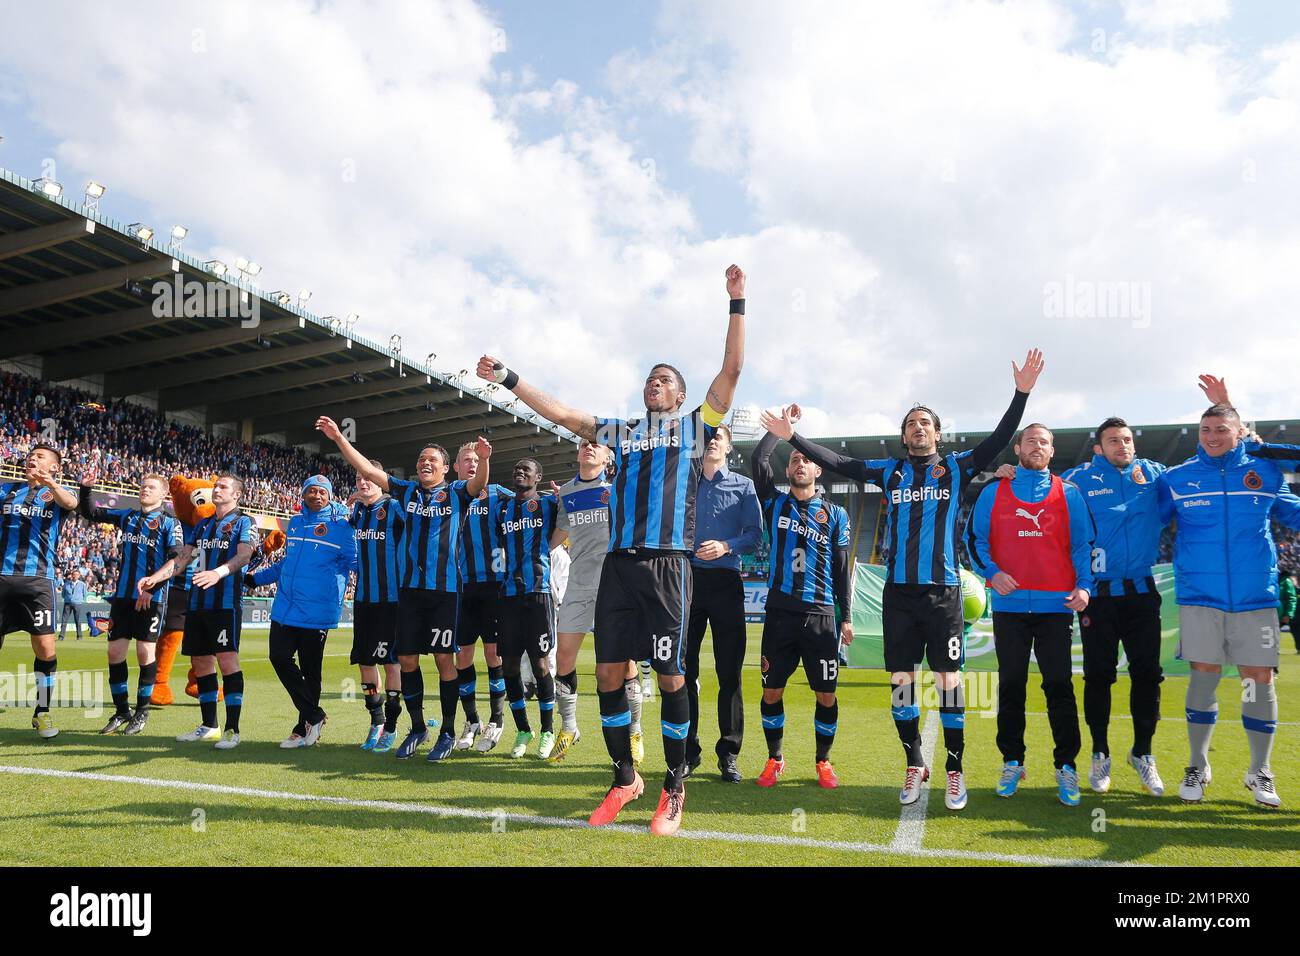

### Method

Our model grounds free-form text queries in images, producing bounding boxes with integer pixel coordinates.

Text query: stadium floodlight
[245,261,263,278]
[205,259,229,278]
[234,256,250,273]
[425,352,437,365]
[128,223,155,243]
[388,334,402,355]
[170,225,188,240]
[296,289,312,307]
[344,313,359,334]
[272,291,292,306]
[84,181,106,199]
[322,316,340,335]
[34,177,63,199]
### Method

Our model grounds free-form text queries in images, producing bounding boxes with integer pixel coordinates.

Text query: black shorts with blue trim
[0,575,57,636]
[351,601,399,665]
[593,549,691,676]
[497,592,556,660]
[396,587,460,656]
[109,598,165,643]
[457,582,501,647]
[181,608,241,656]
[881,582,964,673]
[760,602,840,693]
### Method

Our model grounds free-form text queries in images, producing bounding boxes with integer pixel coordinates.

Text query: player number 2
[654,635,673,661]
[948,635,961,660]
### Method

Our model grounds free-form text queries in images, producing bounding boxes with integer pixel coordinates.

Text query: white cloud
[1122,0,1231,33]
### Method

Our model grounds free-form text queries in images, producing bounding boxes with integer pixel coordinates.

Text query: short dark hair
[419,444,449,468]
[1096,416,1130,443]
[900,405,941,441]
[29,443,62,466]
[517,457,541,476]
[649,363,686,395]
[1202,403,1240,423]
[1017,422,1053,443]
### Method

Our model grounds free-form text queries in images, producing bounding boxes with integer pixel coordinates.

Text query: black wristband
[729,298,745,315]
[501,368,520,390]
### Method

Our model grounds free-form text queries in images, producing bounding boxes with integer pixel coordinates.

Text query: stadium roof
[0,167,579,478]
[734,419,1300,485]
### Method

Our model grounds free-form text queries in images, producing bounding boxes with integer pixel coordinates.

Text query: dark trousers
[684,567,748,761]
[993,611,1080,769]
[1080,590,1163,756]
[269,622,327,730]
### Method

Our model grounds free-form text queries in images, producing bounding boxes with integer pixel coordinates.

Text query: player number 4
[217,630,228,646]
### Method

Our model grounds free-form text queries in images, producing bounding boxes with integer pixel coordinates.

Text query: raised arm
[465,436,491,499]
[968,351,1042,473]
[761,403,876,485]
[315,416,389,491]
[476,355,599,443]
[704,265,747,417]
[33,462,77,512]
[752,429,780,503]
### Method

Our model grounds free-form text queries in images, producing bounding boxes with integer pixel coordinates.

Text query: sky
[1,0,1298,439]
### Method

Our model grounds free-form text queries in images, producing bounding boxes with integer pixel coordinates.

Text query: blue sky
[2,0,1299,438]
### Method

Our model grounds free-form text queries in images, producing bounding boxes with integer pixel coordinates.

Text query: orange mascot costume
[150,475,216,706]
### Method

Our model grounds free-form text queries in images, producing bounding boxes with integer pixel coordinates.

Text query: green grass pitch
[1,625,1297,866]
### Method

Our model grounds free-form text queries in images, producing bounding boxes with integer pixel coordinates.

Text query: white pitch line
[0,764,1128,867]
[889,709,939,853]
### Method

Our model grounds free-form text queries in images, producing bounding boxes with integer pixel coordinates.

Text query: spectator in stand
[59,569,90,641]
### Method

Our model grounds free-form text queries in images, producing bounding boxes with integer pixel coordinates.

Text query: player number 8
[947,635,961,660]
[654,635,673,661]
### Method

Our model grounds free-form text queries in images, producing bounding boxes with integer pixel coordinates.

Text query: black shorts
[108,598,164,643]
[882,582,965,673]
[761,606,840,692]
[351,601,399,665]
[457,582,501,647]
[163,584,189,632]
[182,608,241,656]
[593,550,690,676]
[497,592,556,660]
[0,575,57,636]
[396,588,460,656]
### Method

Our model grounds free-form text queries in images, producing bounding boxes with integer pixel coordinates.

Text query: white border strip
[0,764,1130,867]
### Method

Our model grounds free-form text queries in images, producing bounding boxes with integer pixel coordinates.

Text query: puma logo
[1015,507,1044,529]
[1089,474,1104,482]
[1187,481,1201,489]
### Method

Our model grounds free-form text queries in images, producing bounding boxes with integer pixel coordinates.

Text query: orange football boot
[588,772,645,826]
[756,756,785,787]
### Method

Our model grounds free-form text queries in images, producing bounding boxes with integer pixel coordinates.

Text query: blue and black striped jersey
[595,404,723,552]
[459,482,515,585]
[763,493,851,610]
[84,498,183,605]
[388,477,472,592]
[350,495,405,603]
[187,509,259,611]
[498,494,559,596]
[0,481,72,579]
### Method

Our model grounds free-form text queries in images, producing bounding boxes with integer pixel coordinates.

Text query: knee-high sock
[939,682,966,772]
[439,677,459,734]
[505,672,530,731]
[363,682,383,726]
[109,660,131,717]
[760,698,785,759]
[223,671,244,733]
[1185,670,1220,769]
[403,666,426,732]
[891,681,924,766]
[660,685,689,792]
[1242,680,1278,774]
[384,687,402,733]
[487,664,506,725]
[33,656,56,715]
[815,700,838,762]
[135,660,158,715]
[599,686,634,786]
[457,665,479,723]
[197,672,219,728]
[625,676,643,734]
[556,670,579,733]
[536,672,555,733]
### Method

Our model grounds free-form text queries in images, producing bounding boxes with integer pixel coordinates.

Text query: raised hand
[80,467,98,488]
[726,264,745,299]
[1198,374,1231,406]
[759,404,800,440]
[474,435,493,460]
[476,355,503,383]
[1012,348,1045,393]
[315,416,342,443]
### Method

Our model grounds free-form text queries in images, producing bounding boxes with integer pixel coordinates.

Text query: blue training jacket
[1061,454,1167,591]
[966,467,1096,614]
[249,503,358,629]
[1158,441,1300,613]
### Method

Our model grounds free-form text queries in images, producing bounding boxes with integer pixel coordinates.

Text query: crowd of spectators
[0,371,350,513]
